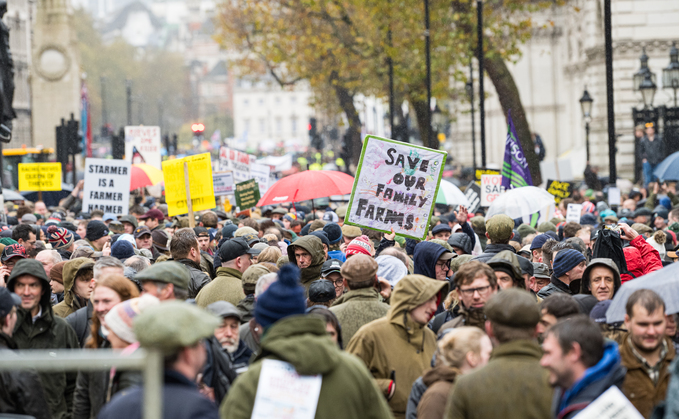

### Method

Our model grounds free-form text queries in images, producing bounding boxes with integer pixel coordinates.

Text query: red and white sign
[125,126,162,169]
[480,174,504,207]
[219,146,256,182]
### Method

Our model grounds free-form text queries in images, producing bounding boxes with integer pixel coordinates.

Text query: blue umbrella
[653,151,679,180]
[21,185,73,207]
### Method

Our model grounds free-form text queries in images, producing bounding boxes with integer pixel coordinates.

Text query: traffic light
[172,134,178,154]
[309,117,323,150]
[111,128,124,160]
[191,123,205,134]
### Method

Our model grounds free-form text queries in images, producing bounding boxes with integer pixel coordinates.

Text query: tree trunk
[332,77,363,169]
[411,99,431,149]
[484,53,542,185]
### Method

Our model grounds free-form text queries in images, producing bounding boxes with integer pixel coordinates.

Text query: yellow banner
[18,163,62,191]
[163,153,216,217]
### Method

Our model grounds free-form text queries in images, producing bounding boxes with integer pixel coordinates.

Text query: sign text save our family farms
[346,136,446,240]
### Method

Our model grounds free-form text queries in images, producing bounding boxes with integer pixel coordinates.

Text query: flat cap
[242,264,271,286]
[335,205,348,219]
[486,214,515,242]
[341,225,362,239]
[134,301,221,354]
[207,301,242,321]
[135,261,190,290]
[340,254,378,283]
[485,288,540,328]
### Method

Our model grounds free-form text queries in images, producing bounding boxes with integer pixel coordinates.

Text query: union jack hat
[46,225,74,250]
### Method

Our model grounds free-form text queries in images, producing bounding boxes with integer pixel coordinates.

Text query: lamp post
[663,42,679,107]
[579,88,593,162]
[477,0,485,166]
[466,59,477,172]
[603,0,616,184]
[639,72,658,109]
[424,0,432,149]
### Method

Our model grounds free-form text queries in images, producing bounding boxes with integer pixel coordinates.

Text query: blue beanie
[530,234,550,251]
[660,197,672,210]
[111,240,135,261]
[255,264,307,329]
[553,249,586,278]
[222,224,238,240]
[323,223,343,245]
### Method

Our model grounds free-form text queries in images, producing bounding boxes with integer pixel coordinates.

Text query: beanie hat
[111,240,136,261]
[86,221,109,242]
[537,222,557,233]
[322,223,343,245]
[310,231,330,248]
[530,234,550,251]
[50,261,67,285]
[222,224,238,240]
[254,264,307,329]
[552,249,586,278]
[104,294,160,344]
[660,196,672,210]
[345,235,374,257]
[517,224,536,238]
[47,225,74,250]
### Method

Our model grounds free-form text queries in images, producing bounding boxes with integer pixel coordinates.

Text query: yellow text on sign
[163,153,216,217]
[18,163,62,191]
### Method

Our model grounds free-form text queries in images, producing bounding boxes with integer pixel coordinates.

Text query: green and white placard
[345,135,446,240]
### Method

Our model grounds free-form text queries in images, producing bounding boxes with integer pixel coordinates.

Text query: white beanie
[646,231,667,260]
[104,294,160,344]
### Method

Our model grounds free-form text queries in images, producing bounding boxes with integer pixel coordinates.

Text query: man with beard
[621,290,675,418]
[207,301,253,374]
[540,315,626,419]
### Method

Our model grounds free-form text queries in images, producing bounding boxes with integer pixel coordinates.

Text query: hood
[414,241,449,278]
[376,254,409,287]
[256,315,340,375]
[422,364,460,387]
[389,274,449,325]
[623,247,644,278]
[62,257,94,306]
[487,250,523,285]
[7,259,52,310]
[580,258,622,297]
[448,233,472,255]
[287,235,325,286]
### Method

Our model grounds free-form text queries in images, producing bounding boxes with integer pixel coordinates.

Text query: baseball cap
[0,287,21,317]
[193,227,209,237]
[2,244,26,262]
[321,259,343,276]
[139,209,165,221]
[103,213,117,222]
[134,225,152,239]
[20,214,37,224]
[308,279,337,303]
[219,237,258,262]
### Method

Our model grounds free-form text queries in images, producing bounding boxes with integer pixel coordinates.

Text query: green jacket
[287,235,325,292]
[53,257,92,318]
[445,339,552,419]
[195,267,245,308]
[220,315,393,419]
[330,287,389,344]
[346,275,449,419]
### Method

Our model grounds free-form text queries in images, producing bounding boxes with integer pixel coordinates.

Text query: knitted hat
[49,261,67,284]
[517,224,536,238]
[552,249,586,278]
[322,223,343,245]
[111,240,135,261]
[254,264,306,329]
[104,294,160,344]
[345,235,374,257]
[222,224,238,240]
[310,231,330,248]
[86,221,109,242]
[46,225,74,250]
[530,234,550,251]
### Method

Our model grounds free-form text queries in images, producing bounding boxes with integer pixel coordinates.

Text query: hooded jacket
[195,267,246,308]
[579,258,622,300]
[220,315,393,419]
[448,233,473,255]
[330,287,390,344]
[8,259,80,419]
[487,250,525,288]
[347,274,449,419]
[53,257,93,318]
[471,243,517,263]
[552,340,627,419]
[287,235,325,291]
[413,241,450,279]
[621,235,663,283]
[417,365,460,419]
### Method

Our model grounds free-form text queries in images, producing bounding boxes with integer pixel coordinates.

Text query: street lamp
[432,105,445,146]
[639,72,658,109]
[633,47,657,91]
[663,42,679,106]
[579,87,593,162]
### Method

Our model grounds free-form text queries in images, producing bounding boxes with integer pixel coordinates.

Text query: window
[275,117,282,133]
[291,117,297,134]
[243,99,249,106]
[243,119,250,132]
[259,118,266,133]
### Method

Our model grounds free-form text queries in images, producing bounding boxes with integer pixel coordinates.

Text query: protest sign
[546,179,575,204]
[566,203,583,223]
[163,153,216,217]
[18,163,62,191]
[475,167,500,182]
[608,187,621,206]
[345,135,446,240]
[251,359,322,419]
[464,181,482,214]
[213,171,234,196]
[81,158,131,215]
[125,126,162,169]
[480,175,504,207]
[235,179,260,209]
[219,146,256,182]
[573,386,643,419]
[250,163,271,194]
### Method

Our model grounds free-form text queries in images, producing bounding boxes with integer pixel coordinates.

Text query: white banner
[125,126,162,169]
[213,171,234,196]
[566,203,583,224]
[82,158,131,215]
[250,163,271,194]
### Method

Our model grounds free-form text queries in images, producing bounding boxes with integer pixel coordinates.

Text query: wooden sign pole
[184,161,195,228]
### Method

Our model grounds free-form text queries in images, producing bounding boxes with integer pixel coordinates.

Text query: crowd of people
[1,179,679,419]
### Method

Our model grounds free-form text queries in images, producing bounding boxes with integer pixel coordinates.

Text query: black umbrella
[20,185,73,207]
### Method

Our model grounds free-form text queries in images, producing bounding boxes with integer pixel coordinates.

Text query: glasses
[458,285,491,297]
[332,279,343,287]
[435,260,450,270]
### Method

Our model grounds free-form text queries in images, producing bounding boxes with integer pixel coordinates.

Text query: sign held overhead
[81,158,131,215]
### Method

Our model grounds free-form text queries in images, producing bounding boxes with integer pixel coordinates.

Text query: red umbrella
[257,170,355,206]
[130,164,164,191]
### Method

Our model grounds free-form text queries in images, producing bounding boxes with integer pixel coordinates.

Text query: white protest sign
[219,146,256,182]
[125,126,162,169]
[82,158,131,215]
[566,203,583,223]
[213,171,234,196]
[480,174,504,207]
[251,359,322,419]
[345,135,446,240]
[573,386,643,419]
[608,187,621,206]
[250,163,271,194]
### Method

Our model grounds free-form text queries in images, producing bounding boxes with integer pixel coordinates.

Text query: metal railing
[0,349,163,419]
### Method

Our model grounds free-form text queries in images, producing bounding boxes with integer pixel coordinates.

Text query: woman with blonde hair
[416,326,492,419]
[256,245,282,264]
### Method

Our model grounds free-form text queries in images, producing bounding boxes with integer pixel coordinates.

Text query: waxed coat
[53,257,92,318]
[220,315,393,419]
[417,365,459,419]
[287,235,325,291]
[446,339,552,419]
[330,286,390,344]
[195,267,245,308]
[346,274,449,419]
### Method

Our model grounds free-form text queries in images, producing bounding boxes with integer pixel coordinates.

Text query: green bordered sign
[235,179,260,209]
[344,135,446,240]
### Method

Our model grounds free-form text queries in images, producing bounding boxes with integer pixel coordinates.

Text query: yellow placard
[163,153,216,217]
[18,163,62,191]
